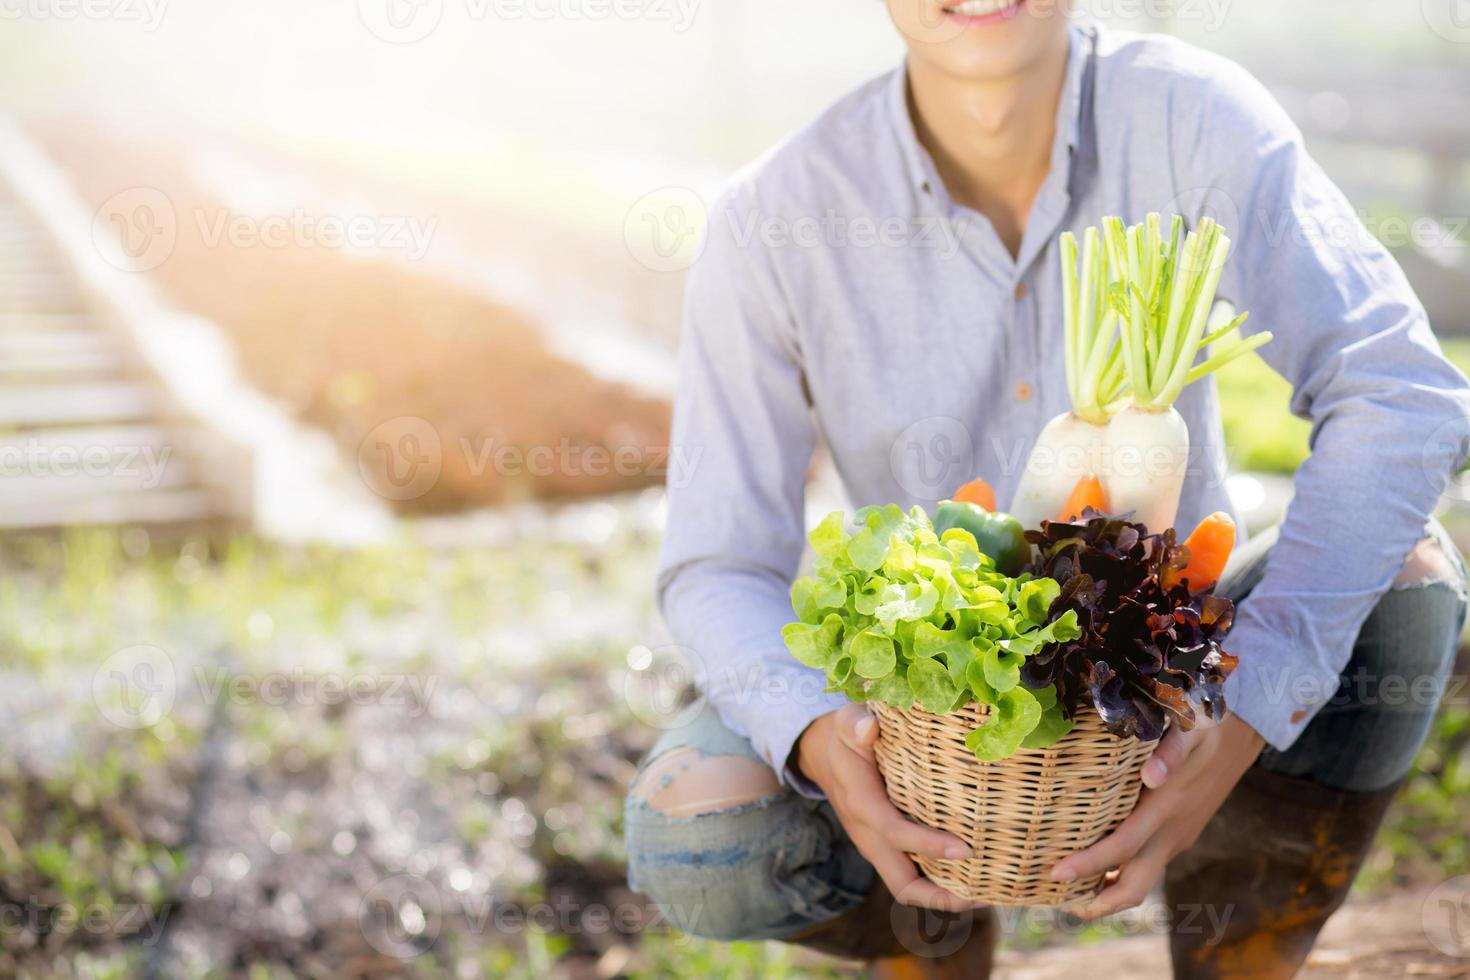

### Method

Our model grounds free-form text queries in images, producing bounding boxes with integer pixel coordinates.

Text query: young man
[626,3,1470,975]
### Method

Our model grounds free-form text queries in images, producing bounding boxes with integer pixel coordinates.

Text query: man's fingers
[1050,797,1160,883]
[866,844,981,912]
[838,760,970,859]
[1141,725,1196,789]
[892,876,985,913]
[835,703,879,761]
[1073,834,1171,920]
[832,705,977,912]
[878,809,974,861]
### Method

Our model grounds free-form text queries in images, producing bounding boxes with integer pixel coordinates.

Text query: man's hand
[796,703,980,912]
[1050,714,1266,919]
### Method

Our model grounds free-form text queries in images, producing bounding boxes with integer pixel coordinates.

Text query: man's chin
[900,6,1068,85]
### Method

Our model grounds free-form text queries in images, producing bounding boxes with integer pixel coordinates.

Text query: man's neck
[905,34,1071,258]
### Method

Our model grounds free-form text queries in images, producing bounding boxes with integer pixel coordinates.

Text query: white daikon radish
[1010,214,1273,532]
[1010,226,1116,527]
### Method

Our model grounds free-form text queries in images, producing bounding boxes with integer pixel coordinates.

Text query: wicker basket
[871,700,1157,906]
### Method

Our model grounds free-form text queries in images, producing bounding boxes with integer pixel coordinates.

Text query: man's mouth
[941,0,1026,25]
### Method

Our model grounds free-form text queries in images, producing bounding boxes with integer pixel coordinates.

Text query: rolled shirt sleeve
[654,34,1470,769]
[1181,63,1470,750]
[656,184,846,795]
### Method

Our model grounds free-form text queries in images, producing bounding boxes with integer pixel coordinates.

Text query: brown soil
[996,887,1470,979]
[32,123,672,514]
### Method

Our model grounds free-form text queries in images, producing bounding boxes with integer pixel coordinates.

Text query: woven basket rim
[870,698,1157,907]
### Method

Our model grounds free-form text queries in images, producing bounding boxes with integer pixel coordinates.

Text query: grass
[3,340,1469,975]
[1215,339,1470,476]
[0,518,663,976]
[3,503,1465,975]
[1214,339,1470,892]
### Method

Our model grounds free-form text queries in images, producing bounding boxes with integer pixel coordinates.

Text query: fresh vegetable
[1058,474,1109,523]
[932,500,1030,576]
[1011,214,1273,532]
[1164,511,1237,592]
[1022,515,1240,741]
[782,505,1082,761]
[952,478,997,511]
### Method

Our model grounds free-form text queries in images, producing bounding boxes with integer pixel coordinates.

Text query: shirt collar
[887,23,1090,204]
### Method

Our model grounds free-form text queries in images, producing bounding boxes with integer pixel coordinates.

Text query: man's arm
[1183,62,1470,749]
[658,186,995,910]
[1051,59,1470,914]
[656,185,846,794]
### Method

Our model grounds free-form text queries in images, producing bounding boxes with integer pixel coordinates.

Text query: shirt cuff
[741,686,848,800]
[1221,617,1341,752]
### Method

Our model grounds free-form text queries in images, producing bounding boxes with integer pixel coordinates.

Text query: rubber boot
[1163,765,1402,979]
[782,881,998,978]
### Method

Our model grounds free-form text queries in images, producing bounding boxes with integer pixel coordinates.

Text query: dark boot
[783,882,999,978]
[1163,765,1402,979]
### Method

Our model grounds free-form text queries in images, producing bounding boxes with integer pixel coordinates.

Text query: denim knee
[1261,562,1466,791]
[624,787,871,942]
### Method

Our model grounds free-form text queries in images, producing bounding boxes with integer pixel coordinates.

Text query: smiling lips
[941,0,1026,26]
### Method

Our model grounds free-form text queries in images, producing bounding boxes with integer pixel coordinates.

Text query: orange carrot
[1171,512,1236,591]
[1058,475,1108,522]
[952,478,996,512]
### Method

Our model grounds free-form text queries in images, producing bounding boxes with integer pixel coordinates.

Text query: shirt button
[1014,283,1027,301]
[1015,383,1034,401]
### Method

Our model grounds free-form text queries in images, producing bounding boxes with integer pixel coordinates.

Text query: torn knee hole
[630,749,781,818]
[1393,536,1462,589]
[629,747,700,801]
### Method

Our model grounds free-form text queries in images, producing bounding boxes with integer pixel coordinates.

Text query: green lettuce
[782,506,1082,763]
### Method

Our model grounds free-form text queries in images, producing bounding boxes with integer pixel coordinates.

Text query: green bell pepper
[932,501,1031,576]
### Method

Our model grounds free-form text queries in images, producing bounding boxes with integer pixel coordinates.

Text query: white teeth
[946,0,1019,15]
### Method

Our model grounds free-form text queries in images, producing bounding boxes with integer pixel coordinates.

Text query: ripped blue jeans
[624,521,1466,944]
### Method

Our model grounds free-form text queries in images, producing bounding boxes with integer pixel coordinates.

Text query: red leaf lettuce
[1021,512,1240,742]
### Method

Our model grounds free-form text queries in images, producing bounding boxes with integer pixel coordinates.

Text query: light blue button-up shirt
[656,24,1470,790]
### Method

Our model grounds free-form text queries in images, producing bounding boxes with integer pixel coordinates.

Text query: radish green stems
[1058,224,1118,425]
[1058,213,1274,419]
[1061,231,1080,405]
[1183,329,1274,386]
[1023,213,1272,534]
